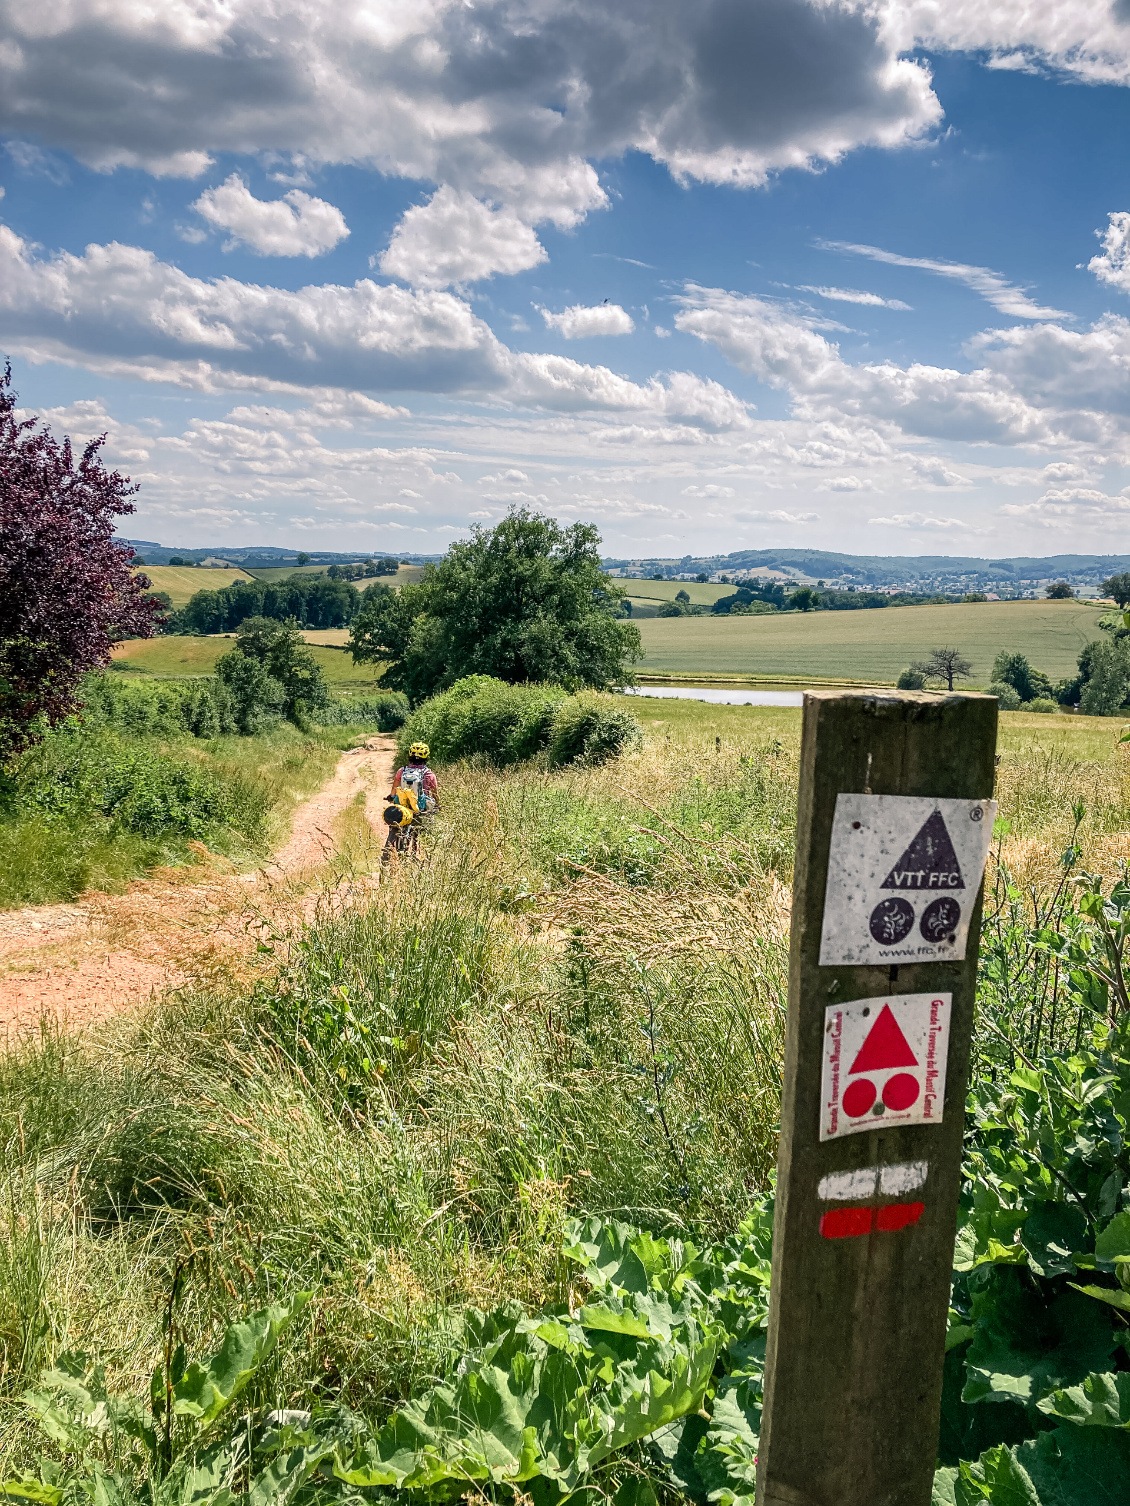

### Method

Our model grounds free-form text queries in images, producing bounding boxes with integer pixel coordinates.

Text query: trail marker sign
[821,992,951,1141]
[819,793,996,966]
[757,691,997,1506]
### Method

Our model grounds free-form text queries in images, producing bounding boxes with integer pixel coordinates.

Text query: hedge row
[397,676,642,768]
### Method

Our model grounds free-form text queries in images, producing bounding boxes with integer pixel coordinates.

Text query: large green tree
[349,509,641,700]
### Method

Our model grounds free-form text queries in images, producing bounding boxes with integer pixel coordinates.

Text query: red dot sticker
[843,1079,877,1117]
[820,1206,873,1239]
[882,1072,921,1111]
[875,1201,925,1232]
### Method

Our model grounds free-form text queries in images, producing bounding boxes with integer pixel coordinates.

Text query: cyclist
[386,742,439,853]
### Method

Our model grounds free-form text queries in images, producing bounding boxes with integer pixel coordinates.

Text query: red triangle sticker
[848,1004,919,1074]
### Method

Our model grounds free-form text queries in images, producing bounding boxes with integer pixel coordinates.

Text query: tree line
[168,575,386,634]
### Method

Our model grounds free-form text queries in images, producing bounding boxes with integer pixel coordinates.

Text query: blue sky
[2,2,1130,559]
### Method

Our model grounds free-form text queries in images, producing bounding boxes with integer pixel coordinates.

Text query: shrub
[1080,638,1130,716]
[398,678,642,769]
[1027,697,1058,714]
[315,692,409,731]
[547,692,643,767]
[79,673,237,738]
[215,651,285,734]
[12,733,270,842]
[399,676,567,765]
[896,667,926,690]
[986,681,1021,710]
[992,650,1054,703]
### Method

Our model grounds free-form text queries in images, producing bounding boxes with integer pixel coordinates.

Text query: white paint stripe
[879,1160,929,1195]
[817,1168,877,1201]
[818,1161,929,1201]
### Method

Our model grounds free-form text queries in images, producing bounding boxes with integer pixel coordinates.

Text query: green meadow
[635,598,1104,683]
[111,635,386,690]
[133,565,253,607]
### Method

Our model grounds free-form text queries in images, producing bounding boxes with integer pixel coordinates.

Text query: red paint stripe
[819,1206,873,1239]
[818,1202,926,1238]
[875,1201,925,1232]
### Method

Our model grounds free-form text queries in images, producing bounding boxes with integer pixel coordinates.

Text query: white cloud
[672,285,1130,453]
[797,285,912,310]
[0,226,757,438]
[682,483,735,497]
[818,475,876,491]
[379,187,547,288]
[911,456,968,486]
[655,326,672,338]
[540,303,635,338]
[735,509,819,523]
[0,223,511,395]
[1088,211,1130,293]
[480,469,530,484]
[884,2,1130,89]
[192,175,349,256]
[0,0,941,223]
[818,239,1068,319]
[868,511,986,533]
[1001,487,1130,525]
[970,314,1130,430]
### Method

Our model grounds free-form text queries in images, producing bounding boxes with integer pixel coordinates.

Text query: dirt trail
[0,737,398,1038]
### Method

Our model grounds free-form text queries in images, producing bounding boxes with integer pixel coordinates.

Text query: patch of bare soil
[0,736,398,1039]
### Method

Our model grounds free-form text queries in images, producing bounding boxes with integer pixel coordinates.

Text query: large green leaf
[172,1293,310,1426]
[932,1465,959,1505]
[1069,1283,1130,1315]
[1094,1212,1130,1264]
[1020,1204,1088,1278]
[1037,1373,1130,1428]
[333,1301,722,1494]
[962,1274,1117,1405]
[1017,1424,1130,1504]
[954,1444,1040,1505]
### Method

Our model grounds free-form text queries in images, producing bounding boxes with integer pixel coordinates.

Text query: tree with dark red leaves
[0,363,162,763]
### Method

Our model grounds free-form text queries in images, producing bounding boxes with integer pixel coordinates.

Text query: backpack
[398,763,431,812]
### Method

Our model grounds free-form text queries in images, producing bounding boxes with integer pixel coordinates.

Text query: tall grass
[1,702,1127,1484]
[0,718,790,1471]
[0,720,363,907]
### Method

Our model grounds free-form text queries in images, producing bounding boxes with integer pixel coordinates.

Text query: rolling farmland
[135,565,253,606]
[635,599,1104,683]
[110,635,385,689]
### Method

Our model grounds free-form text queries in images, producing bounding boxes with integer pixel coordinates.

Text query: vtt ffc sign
[819,797,994,1153]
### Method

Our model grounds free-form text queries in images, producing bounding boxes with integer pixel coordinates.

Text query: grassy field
[619,579,733,607]
[629,693,1127,758]
[635,598,1104,683]
[111,634,385,689]
[134,565,253,606]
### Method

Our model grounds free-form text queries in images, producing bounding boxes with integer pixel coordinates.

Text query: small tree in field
[1045,581,1075,600]
[0,363,161,763]
[913,645,972,691]
[350,508,640,700]
[1101,572,1130,608]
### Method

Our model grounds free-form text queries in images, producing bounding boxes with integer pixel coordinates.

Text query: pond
[623,685,805,707]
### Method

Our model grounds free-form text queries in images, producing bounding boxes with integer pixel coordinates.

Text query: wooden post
[757,691,998,1506]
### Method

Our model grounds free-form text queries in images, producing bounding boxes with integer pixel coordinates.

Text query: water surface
[624,685,804,707]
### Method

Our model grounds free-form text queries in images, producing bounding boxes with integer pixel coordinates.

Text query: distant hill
[119,535,1130,593]
[601,549,1130,592]
[121,539,443,568]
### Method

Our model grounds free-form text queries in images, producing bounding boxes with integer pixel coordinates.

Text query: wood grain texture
[757,691,998,1506]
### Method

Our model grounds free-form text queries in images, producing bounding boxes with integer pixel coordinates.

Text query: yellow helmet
[409,741,430,761]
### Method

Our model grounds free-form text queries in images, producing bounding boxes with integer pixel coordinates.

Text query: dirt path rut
[0,737,397,1037]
